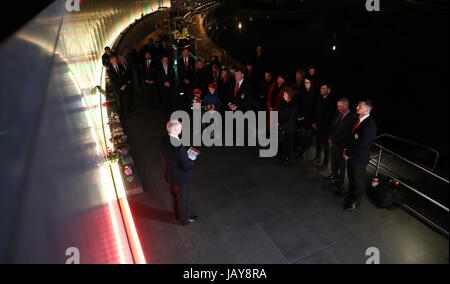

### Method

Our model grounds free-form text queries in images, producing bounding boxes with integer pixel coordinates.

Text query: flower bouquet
[110,132,128,148]
[106,149,121,164]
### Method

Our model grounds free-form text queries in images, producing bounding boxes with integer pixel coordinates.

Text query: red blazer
[266,83,287,111]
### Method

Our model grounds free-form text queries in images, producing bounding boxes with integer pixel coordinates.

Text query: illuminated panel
[0,0,172,264]
[10,0,171,263]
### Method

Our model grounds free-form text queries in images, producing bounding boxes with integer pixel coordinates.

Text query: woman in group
[296,77,316,159]
[203,83,222,112]
[202,83,222,139]
[217,68,233,109]
[267,71,289,112]
[278,87,299,165]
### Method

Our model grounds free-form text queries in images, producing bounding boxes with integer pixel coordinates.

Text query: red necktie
[352,119,361,134]
[234,83,240,97]
[184,58,188,71]
[147,61,150,71]
[115,66,121,79]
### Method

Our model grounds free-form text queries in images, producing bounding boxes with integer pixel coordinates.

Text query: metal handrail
[372,140,448,184]
[370,133,449,235]
[374,133,440,172]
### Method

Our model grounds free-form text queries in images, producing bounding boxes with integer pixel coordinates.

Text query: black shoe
[344,201,359,211]
[324,174,336,180]
[182,216,198,225]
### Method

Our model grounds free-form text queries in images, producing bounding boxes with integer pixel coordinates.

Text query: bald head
[167,120,182,136]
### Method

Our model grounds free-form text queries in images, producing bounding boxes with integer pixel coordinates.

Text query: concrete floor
[124,101,448,264]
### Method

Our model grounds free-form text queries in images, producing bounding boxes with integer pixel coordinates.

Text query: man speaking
[160,120,197,225]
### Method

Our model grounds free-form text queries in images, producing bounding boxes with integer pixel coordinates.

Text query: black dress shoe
[182,216,198,225]
[324,174,336,180]
[344,201,359,211]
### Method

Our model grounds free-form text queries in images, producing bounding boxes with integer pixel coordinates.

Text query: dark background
[0,0,53,43]
[208,0,449,176]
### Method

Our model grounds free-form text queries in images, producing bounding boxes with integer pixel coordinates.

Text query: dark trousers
[330,144,346,182]
[279,132,296,161]
[144,83,159,109]
[114,89,133,117]
[315,131,329,164]
[160,86,174,113]
[296,128,314,157]
[346,160,368,203]
[176,82,193,112]
[169,183,190,222]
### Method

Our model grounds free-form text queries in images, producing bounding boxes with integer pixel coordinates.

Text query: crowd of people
[103,40,377,215]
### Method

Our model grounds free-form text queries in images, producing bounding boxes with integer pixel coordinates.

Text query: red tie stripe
[352,119,361,134]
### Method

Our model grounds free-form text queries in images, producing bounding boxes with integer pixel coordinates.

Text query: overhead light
[238,22,242,30]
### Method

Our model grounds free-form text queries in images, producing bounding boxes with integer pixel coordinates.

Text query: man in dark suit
[160,120,197,225]
[141,51,159,110]
[326,98,357,190]
[107,55,133,117]
[343,100,377,211]
[312,83,336,171]
[102,46,113,68]
[226,68,253,112]
[176,48,196,110]
[158,55,176,113]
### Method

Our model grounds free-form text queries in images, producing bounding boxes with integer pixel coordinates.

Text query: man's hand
[120,85,127,91]
[343,150,350,160]
[312,123,318,131]
[183,79,190,84]
[164,82,170,87]
[228,104,237,111]
[298,117,305,121]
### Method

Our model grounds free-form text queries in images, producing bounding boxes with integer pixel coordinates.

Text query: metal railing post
[375,148,382,177]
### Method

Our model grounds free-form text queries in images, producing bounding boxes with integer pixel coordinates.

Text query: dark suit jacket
[160,135,193,186]
[107,64,128,92]
[102,53,111,67]
[121,63,132,83]
[313,94,336,135]
[227,79,253,112]
[158,64,176,88]
[141,59,159,83]
[329,111,358,148]
[177,56,195,82]
[346,116,377,166]
[279,100,300,134]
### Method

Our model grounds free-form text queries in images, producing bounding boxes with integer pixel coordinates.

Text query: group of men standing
[107,42,378,225]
